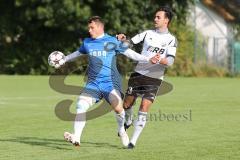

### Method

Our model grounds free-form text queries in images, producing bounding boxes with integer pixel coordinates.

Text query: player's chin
[90,34,96,39]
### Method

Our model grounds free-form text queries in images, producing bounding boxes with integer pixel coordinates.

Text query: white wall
[188,2,232,66]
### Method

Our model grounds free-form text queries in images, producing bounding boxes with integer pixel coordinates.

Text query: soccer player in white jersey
[52,16,159,147]
[117,6,177,149]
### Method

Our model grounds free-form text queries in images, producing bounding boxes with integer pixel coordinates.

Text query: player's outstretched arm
[122,49,160,64]
[122,48,150,62]
[64,51,83,62]
[48,50,84,69]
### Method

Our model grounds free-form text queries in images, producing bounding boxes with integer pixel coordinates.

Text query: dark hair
[157,6,174,24]
[88,16,104,25]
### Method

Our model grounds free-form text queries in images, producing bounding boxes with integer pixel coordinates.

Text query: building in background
[189,0,240,73]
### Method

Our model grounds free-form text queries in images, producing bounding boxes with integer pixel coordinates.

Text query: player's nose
[88,28,92,34]
[154,17,157,22]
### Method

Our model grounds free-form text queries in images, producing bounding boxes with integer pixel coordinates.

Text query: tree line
[2,0,229,76]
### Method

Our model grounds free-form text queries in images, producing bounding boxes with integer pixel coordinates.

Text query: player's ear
[97,22,104,29]
[165,19,169,26]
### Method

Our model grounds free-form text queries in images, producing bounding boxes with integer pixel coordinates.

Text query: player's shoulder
[82,37,92,43]
[166,30,176,39]
[102,34,118,42]
[138,29,153,35]
[167,31,178,47]
[133,30,154,40]
[144,29,172,37]
[103,34,116,39]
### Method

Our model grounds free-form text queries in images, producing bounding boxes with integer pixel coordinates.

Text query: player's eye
[155,16,160,20]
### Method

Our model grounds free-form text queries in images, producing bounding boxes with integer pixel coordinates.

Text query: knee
[123,98,135,109]
[139,100,152,112]
[123,101,131,109]
[113,105,124,114]
[76,95,95,112]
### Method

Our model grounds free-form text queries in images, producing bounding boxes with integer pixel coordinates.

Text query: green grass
[0,75,240,160]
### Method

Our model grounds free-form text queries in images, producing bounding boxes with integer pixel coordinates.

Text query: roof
[201,0,240,23]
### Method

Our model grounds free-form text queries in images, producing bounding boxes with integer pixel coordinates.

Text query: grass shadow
[81,141,122,149]
[0,137,72,150]
[0,136,122,150]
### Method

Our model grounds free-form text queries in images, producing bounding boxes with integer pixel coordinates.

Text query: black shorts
[125,72,162,102]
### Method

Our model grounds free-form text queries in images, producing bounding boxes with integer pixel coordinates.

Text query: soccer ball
[48,51,65,68]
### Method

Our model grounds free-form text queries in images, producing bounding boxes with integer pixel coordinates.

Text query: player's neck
[95,33,105,39]
[156,27,168,34]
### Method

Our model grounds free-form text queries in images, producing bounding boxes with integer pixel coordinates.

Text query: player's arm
[115,38,149,62]
[158,37,177,67]
[48,51,83,69]
[48,39,87,69]
[122,48,150,62]
[64,51,83,62]
[116,40,158,63]
[64,40,87,63]
[158,56,175,66]
[116,30,148,45]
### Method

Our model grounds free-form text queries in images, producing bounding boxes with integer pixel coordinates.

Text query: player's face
[154,11,169,29]
[88,22,104,39]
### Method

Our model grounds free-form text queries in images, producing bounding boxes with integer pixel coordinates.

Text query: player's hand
[150,54,161,64]
[116,34,127,41]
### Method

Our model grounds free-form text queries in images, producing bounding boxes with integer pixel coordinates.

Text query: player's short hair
[88,16,104,26]
[157,6,173,24]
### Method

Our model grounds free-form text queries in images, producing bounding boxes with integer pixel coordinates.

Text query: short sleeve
[78,40,87,54]
[167,37,177,57]
[131,30,148,44]
[115,38,129,54]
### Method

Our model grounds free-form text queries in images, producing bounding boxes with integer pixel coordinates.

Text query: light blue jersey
[79,34,127,102]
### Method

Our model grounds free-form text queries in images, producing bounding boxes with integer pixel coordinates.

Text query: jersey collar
[155,28,169,34]
[95,33,105,39]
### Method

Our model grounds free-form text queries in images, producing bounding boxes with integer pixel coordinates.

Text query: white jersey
[131,29,177,79]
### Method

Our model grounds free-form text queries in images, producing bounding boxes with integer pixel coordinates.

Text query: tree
[0,0,194,74]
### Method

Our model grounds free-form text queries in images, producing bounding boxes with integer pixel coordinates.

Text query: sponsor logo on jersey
[90,50,107,57]
[147,46,165,54]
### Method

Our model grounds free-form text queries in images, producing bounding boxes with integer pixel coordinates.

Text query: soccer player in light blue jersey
[56,16,159,147]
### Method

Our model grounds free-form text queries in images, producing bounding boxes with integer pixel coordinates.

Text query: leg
[123,95,136,127]
[74,94,96,142]
[123,72,139,128]
[128,75,162,148]
[139,98,153,112]
[129,98,153,148]
[108,89,129,147]
[64,93,96,146]
[109,89,124,114]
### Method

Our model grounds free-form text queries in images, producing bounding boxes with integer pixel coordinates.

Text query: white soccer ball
[48,51,65,68]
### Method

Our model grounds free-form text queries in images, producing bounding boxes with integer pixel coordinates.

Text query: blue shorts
[81,80,123,103]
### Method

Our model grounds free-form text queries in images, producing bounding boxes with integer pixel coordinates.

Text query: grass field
[0,75,240,160]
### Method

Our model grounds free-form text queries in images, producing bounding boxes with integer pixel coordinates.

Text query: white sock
[74,109,86,143]
[125,107,133,126]
[73,98,91,143]
[115,110,125,134]
[130,111,147,145]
